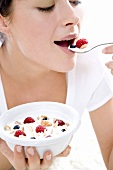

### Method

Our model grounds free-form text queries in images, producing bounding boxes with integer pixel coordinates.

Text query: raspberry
[36,125,46,133]
[23,117,35,124]
[76,38,88,48]
[14,130,26,137]
[55,119,65,126]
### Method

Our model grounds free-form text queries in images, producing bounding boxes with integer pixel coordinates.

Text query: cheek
[11,20,51,54]
[11,14,50,46]
[21,23,46,44]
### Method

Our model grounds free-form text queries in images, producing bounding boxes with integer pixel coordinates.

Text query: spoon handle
[69,42,113,53]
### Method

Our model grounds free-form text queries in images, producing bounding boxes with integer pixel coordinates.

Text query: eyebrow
[32,0,54,5]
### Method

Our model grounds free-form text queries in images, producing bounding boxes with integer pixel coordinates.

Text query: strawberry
[55,119,65,126]
[35,125,46,133]
[14,130,26,137]
[76,38,88,48]
[23,117,35,124]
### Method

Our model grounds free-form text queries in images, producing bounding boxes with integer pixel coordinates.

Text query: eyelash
[37,1,81,13]
[70,1,82,6]
[37,5,55,13]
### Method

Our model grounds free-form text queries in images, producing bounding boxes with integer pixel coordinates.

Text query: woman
[0,0,113,170]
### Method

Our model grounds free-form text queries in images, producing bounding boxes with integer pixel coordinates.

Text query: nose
[58,2,80,27]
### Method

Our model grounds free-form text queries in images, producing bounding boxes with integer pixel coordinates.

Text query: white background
[83,0,113,42]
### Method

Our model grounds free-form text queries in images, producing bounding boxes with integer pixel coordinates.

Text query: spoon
[68,42,113,53]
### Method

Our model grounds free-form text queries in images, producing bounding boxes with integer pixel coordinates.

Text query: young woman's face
[8,0,84,72]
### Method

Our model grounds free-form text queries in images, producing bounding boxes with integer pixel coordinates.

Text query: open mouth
[54,39,75,48]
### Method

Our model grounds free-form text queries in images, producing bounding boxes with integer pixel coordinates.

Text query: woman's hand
[56,145,71,157]
[0,138,53,170]
[102,45,113,75]
[0,138,71,170]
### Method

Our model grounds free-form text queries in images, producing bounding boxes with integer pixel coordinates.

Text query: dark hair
[0,0,13,17]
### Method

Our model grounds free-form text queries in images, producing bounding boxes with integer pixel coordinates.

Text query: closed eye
[70,1,82,6]
[36,1,81,13]
[37,5,55,13]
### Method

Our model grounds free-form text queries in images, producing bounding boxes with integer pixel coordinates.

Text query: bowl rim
[0,101,81,146]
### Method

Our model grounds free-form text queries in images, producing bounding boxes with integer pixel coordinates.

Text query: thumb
[0,138,14,163]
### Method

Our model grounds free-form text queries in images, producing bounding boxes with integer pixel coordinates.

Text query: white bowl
[0,102,81,159]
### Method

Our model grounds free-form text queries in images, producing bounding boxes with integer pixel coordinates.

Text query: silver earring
[0,32,5,47]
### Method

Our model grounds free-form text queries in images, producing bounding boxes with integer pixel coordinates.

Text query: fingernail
[16,146,22,153]
[102,48,107,53]
[105,62,109,67]
[46,154,52,161]
[27,147,34,156]
[69,148,71,152]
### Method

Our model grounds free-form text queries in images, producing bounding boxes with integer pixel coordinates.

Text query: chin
[55,62,76,73]
[63,58,77,72]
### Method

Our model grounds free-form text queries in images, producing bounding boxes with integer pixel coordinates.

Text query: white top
[0,48,113,116]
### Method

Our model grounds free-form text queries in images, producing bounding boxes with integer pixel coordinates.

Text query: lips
[54,39,75,48]
[54,33,78,48]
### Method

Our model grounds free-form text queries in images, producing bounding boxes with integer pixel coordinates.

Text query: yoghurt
[4,115,70,140]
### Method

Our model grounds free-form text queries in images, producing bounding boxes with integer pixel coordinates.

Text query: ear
[0,15,10,35]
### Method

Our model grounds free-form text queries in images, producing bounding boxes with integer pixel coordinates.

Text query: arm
[90,97,113,170]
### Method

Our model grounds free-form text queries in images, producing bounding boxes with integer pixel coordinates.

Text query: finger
[56,145,71,157]
[111,69,113,75]
[41,151,53,170]
[26,147,40,170]
[109,61,113,69]
[102,45,113,54]
[105,61,113,69]
[0,139,13,162]
[13,145,26,170]
[26,147,53,170]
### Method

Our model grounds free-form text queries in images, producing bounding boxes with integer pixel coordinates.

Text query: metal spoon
[68,42,113,53]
